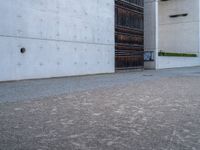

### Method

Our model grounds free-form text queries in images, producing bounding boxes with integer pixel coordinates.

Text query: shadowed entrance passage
[115,0,144,70]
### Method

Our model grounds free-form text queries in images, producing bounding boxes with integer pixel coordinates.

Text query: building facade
[0,0,115,81]
[0,0,200,81]
[145,0,200,69]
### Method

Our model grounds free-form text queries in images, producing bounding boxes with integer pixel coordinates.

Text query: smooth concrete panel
[144,1,157,51]
[0,36,114,81]
[158,0,199,53]
[157,0,200,69]
[144,0,158,69]
[159,0,199,25]
[0,0,115,81]
[157,56,200,69]
[0,0,114,44]
[159,22,199,53]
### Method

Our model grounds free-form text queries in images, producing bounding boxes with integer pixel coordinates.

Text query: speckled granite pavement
[0,67,200,150]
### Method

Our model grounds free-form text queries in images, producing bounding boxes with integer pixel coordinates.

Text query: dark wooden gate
[115,0,144,70]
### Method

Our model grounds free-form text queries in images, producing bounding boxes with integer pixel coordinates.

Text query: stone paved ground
[0,67,200,150]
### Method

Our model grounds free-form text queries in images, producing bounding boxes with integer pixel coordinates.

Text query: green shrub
[158,52,198,57]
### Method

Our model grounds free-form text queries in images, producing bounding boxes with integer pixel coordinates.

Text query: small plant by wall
[158,52,198,57]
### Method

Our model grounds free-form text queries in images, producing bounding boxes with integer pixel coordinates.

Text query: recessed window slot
[170,13,188,18]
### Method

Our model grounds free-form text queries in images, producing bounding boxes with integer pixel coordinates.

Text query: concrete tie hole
[20,48,26,54]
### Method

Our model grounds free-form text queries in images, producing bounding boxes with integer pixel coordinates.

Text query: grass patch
[158,52,198,57]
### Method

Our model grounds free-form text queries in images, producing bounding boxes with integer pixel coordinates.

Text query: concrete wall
[144,0,158,69]
[0,0,115,81]
[144,0,200,69]
[157,0,200,69]
[158,0,199,54]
